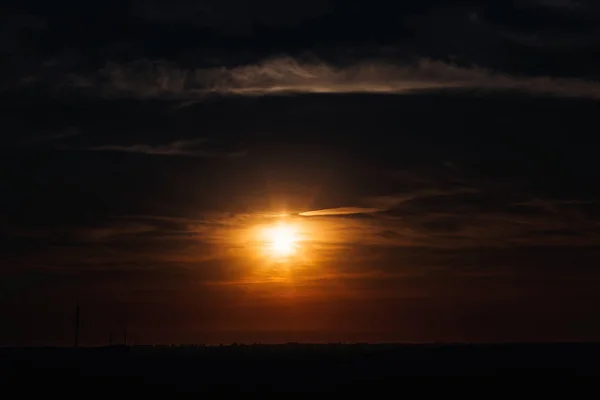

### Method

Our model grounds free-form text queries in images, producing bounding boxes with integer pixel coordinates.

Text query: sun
[261,223,299,259]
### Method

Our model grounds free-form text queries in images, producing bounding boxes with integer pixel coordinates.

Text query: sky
[2,0,600,345]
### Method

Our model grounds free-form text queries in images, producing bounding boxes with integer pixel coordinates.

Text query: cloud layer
[53,57,600,100]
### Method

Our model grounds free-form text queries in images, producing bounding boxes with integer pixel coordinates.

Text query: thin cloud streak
[17,127,80,147]
[520,0,584,9]
[57,139,247,158]
[299,207,383,217]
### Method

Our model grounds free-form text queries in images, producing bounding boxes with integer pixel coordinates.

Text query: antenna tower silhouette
[74,301,80,348]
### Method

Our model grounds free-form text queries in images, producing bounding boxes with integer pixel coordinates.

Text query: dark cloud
[5,0,600,92]
[0,13,47,54]
[470,0,600,51]
[133,0,334,33]
[518,0,585,9]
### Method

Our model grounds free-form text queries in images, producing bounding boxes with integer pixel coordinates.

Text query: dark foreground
[1,343,599,391]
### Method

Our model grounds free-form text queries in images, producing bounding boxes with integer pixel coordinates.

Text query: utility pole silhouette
[124,328,127,346]
[109,331,113,346]
[74,301,80,348]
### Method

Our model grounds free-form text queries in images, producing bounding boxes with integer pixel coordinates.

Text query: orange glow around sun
[261,222,300,259]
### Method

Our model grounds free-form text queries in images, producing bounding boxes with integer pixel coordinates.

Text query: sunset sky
[3,0,600,345]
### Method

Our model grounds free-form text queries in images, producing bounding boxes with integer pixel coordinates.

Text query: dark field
[1,343,599,391]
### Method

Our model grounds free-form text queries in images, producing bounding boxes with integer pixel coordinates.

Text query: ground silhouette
[1,342,599,391]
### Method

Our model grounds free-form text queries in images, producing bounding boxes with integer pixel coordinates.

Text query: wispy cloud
[58,139,247,158]
[17,127,80,147]
[297,188,479,217]
[60,57,600,100]
[512,198,595,214]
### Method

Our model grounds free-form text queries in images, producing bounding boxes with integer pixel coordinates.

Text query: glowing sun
[262,223,299,258]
